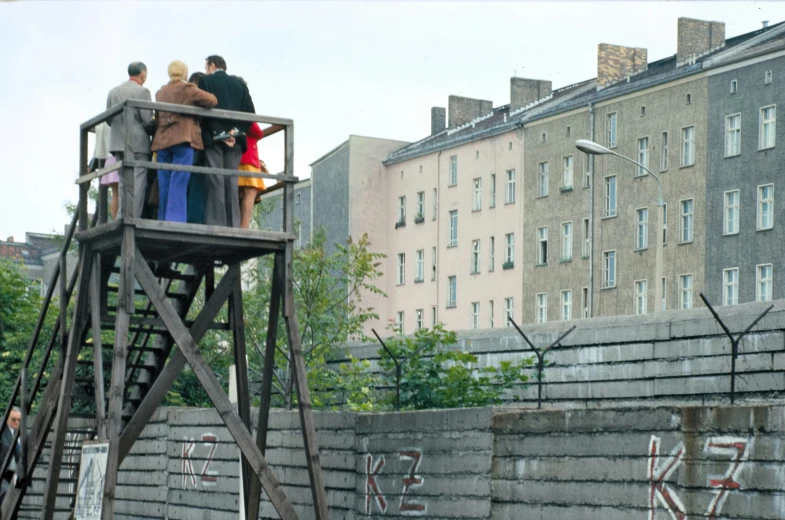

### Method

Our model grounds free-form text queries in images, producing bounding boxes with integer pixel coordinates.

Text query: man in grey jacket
[107,62,155,218]
[0,408,21,505]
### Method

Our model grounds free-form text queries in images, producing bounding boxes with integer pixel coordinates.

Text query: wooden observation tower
[0,100,328,519]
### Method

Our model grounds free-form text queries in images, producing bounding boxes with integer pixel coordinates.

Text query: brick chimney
[431,107,446,135]
[448,95,493,128]
[6,236,13,243]
[597,43,648,88]
[677,17,725,63]
[510,78,552,111]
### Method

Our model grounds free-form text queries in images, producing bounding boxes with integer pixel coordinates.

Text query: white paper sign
[74,442,109,520]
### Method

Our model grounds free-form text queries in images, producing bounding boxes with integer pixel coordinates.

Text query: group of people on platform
[91,56,273,229]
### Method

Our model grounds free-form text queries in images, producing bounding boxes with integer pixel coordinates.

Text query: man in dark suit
[107,61,156,219]
[0,408,22,504]
[198,55,256,227]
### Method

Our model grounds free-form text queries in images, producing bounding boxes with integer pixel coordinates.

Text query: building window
[538,162,549,197]
[431,306,437,326]
[723,268,738,306]
[490,174,496,208]
[396,253,405,285]
[504,233,514,268]
[471,302,480,329]
[489,300,494,328]
[723,190,739,235]
[508,141,513,151]
[765,70,772,85]
[759,105,776,150]
[584,155,591,188]
[415,249,424,282]
[489,236,495,272]
[730,79,738,93]
[447,276,457,308]
[686,93,691,104]
[415,309,423,330]
[634,280,647,315]
[725,114,741,157]
[758,184,774,230]
[431,247,437,281]
[475,150,480,160]
[680,199,694,243]
[637,137,649,176]
[561,290,572,321]
[561,222,572,261]
[471,239,481,274]
[562,155,573,190]
[540,132,547,144]
[581,287,589,318]
[449,155,458,185]
[537,227,548,265]
[582,218,590,258]
[432,188,438,220]
[607,112,617,148]
[661,277,667,311]
[680,274,693,310]
[602,250,616,288]
[472,178,482,211]
[416,191,425,220]
[448,210,458,246]
[504,297,514,326]
[566,126,571,137]
[660,132,669,171]
[505,169,516,204]
[397,195,406,226]
[395,311,404,333]
[636,208,648,250]
[295,193,301,205]
[757,264,773,302]
[536,293,548,324]
[681,126,695,166]
[662,204,667,244]
[640,106,646,117]
[604,176,617,217]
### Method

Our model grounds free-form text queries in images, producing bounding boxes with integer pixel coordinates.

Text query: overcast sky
[0,1,781,242]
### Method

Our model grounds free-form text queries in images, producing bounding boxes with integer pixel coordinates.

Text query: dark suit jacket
[0,426,20,478]
[197,70,255,150]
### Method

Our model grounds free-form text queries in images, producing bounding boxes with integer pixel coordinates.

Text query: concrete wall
[705,55,785,305]
[24,404,785,519]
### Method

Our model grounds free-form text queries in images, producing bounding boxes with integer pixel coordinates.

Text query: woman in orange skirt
[238,122,267,229]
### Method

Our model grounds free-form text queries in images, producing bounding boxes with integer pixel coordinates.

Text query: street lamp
[576,139,666,313]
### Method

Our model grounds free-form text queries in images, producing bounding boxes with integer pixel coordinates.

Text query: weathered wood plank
[75,159,124,185]
[91,256,107,440]
[125,159,294,183]
[133,253,298,520]
[41,246,94,520]
[80,103,124,132]
[126,99,293,127]
[102,229,135,520]
[247,252,283,520]
[231,275,253,510]
[118,265,239,463]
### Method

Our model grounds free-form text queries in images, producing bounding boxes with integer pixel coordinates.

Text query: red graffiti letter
[399,450,425,513]
[181,437,197,489]
[366,454,387,514]
[648,436,686,520]
[200,433,218,485]
[705,436,751,519]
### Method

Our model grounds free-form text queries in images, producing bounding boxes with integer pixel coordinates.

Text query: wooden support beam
[133,253,298,519]
[91,256,108,440]
[231,275,253,511]
[118,265,239,462]
[101,227,135,520]
[41,246,94,520]
[247,252,283,520]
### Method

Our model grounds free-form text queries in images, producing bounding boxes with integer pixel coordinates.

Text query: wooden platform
[75,218,295,265]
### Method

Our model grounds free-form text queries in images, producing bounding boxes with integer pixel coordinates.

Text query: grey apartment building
[262,18,785,333]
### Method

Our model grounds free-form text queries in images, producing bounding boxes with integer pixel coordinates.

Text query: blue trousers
[157,144,194,223]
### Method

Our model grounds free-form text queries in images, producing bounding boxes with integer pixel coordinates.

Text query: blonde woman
[151,60,217,222]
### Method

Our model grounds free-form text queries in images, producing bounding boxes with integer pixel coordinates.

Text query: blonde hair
[168,60,188,81]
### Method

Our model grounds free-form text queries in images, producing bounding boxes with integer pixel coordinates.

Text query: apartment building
[705,26,785,306]
[261,17,785,335]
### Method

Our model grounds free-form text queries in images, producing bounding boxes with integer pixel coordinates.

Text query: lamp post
[575,139,665,313]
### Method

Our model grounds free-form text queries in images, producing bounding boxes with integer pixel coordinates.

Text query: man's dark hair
[128,61,147,77]
[189,72,205,84]
[206,55,227,71]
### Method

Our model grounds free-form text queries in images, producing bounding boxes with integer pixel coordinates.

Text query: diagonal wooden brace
[133,252,298,520]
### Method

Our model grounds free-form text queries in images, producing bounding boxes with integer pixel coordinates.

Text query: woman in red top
[237,122,267,229]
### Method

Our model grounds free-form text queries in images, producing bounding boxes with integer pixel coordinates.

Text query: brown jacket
[151,81,217,151]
